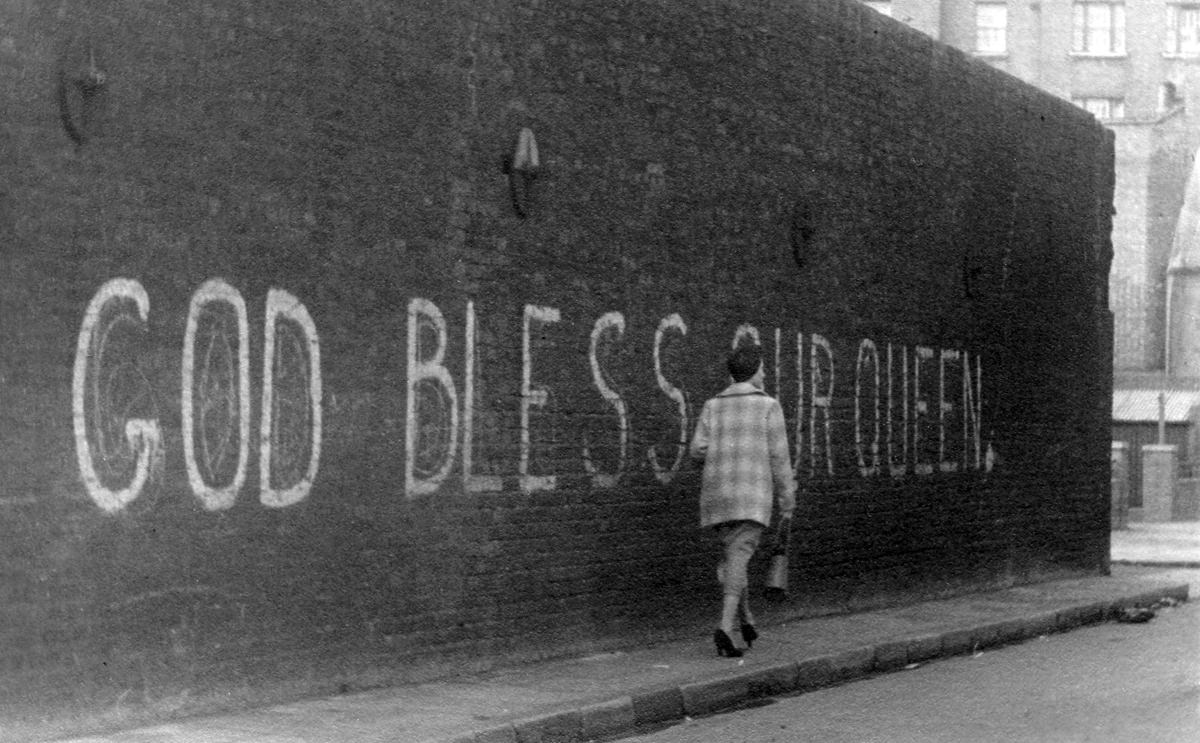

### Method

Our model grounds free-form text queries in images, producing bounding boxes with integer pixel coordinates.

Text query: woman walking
[690,345,796,657]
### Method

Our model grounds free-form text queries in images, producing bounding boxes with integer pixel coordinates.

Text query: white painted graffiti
[583,311,627,489]
[519,304,559,494]
[182,279,249,511]
[401,298,991,499]
[855,339,880,477]
[649,313,689,484]
[404,298,460,496]
[73,283,992,512]
[403,300,695,498]
[463,300,502,493]
[259,288,322,508]
[72,279,163,514]
[74,278,322,513]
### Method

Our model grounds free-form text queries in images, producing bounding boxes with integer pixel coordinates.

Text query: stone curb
[453,583,1188,743]
[1112,560,1200,569]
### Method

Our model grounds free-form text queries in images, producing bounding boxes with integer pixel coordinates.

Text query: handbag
[764,516,791,600]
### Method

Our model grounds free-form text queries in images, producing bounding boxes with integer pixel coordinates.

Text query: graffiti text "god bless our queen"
[72,280,991,514]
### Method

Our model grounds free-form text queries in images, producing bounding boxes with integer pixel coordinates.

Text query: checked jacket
[690,381,797,529]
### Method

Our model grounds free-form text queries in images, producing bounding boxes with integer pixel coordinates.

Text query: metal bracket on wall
[504,127,540,218]
[57,41,108,147]
[963,252,984,300]
[789,201,814,269]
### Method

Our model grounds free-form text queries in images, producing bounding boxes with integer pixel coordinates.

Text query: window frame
[975,2,1009,56]
[1165,3,1200,57]
[862,1,893,17]
[1072,96,1127,121]
[1071,1,1127,57]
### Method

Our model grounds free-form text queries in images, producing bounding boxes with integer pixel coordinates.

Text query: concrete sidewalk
[1111,521,1200,566]
[56,563,1191,743]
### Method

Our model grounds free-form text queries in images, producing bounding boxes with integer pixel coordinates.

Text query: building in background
[865,0,1200,378]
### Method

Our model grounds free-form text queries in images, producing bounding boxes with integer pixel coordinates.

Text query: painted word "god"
[73,278,321,513]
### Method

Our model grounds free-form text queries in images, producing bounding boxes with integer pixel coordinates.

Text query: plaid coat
[690,382,796,529]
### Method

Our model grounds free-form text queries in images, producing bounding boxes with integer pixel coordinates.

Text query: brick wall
[0,0,1113,736]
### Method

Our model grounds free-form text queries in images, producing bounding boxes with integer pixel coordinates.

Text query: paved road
[625,569,1200,743]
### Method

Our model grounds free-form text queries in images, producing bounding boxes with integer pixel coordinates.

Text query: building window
[1072,2,1126,55]
[1161,81,1183,111]
[1073,96,1126,120]
[863,1,892,17]
[1166,4,1200,56]
[975,3,1008,54]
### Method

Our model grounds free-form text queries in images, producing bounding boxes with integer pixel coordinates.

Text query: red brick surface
[0,0,1112,733]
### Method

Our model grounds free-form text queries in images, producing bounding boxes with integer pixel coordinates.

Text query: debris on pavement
[1115,606,1156,623]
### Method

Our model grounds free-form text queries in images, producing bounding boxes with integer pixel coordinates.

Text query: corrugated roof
[1112,389,1200,423]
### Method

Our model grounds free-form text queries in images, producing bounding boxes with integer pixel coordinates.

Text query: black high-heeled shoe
[740,623,758,648]
[713,629,743,658]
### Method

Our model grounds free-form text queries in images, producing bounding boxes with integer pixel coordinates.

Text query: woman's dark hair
[727,345,763,382]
